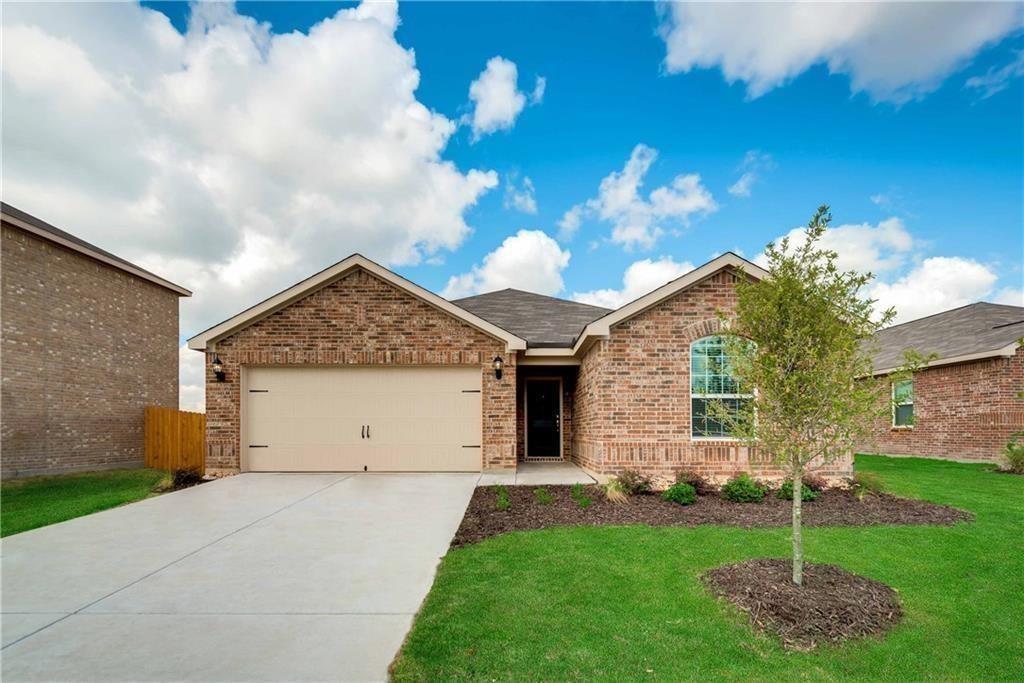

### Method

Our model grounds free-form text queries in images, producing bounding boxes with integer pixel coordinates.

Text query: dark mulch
[451,485,972,547]
[703,558,903,649]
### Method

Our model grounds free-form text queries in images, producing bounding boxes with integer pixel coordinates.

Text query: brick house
[1,203,190,478]
[188,252,852,480]
[857,302,1024,463]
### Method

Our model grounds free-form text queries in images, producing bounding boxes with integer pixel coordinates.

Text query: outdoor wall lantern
[212,355,226,382]
[492,355,504,380]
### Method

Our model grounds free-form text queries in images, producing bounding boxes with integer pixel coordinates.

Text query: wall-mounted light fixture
[492,355,504,380]
[212,355,226,383]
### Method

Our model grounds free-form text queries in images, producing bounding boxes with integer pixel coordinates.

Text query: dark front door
[526,379,561,458]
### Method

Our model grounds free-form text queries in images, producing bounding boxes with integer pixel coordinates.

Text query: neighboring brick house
[857,302,1024,463]
[188,252,852,480]
[1,203,190,478]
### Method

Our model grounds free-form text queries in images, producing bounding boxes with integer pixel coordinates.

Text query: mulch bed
[451,485,972,547]
[703,558,903,649]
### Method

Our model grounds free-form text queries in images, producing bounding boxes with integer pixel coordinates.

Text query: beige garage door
[244,366,482,472]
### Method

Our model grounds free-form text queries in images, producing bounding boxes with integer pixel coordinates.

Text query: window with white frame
[690,335,752,438]
[892,378,914,427]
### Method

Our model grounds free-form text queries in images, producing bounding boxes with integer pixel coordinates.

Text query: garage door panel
[244,366,482,472]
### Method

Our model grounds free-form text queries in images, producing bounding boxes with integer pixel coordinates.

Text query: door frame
[523,376,564,460]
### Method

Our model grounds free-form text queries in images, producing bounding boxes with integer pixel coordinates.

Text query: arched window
[690,335,753,438]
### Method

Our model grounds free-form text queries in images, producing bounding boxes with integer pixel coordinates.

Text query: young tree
[714,205,895,586]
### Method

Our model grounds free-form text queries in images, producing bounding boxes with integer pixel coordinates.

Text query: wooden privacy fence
[145,406,206,474]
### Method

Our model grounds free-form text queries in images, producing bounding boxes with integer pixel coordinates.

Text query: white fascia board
[870,341,1021,376]
[187,254,527,351]
[571,252,768,355]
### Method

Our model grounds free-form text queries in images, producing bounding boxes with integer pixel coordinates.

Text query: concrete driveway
[1,472,477,682]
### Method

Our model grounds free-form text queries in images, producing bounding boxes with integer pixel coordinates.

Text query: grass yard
[1,468,170,537]
[392,456,1024,681]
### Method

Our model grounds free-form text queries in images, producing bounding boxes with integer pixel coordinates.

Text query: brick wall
[857,346,1024,462]
[571,268,853,481]
[1,223,180,478]
[205,267,516,472]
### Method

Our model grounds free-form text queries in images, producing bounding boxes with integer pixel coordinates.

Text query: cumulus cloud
[179,343,205,412]
[563,144,717,250]
[728,150,775,198]
[573,256,694,309]
[658,2,1023,103]
[993,287,1024,307]
[755,217,914,274]
[965,49,1024,99]
[504,173,538,214]
[557,204,584,242]
[2,0,498,342]
[465,56,544,140]
[442,230,570,298]
[870,257,999,323]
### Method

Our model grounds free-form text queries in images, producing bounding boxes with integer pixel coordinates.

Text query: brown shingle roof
[452,289,611,347]
[871,302,1023,371]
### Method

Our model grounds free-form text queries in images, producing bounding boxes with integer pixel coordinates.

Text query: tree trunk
[792,467,804,586]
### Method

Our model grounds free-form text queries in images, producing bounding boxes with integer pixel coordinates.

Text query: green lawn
[1,468,170,537]
[392,456,1024,681]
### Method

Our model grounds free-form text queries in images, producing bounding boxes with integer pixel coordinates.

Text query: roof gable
[187,255,527,351]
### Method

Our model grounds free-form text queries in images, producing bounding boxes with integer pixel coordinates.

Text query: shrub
[662,482,697,505]
[776,479,819,502]
[674,469,715,496]
[570,483,593,509]
[171,468,204,490]
[1002,432,1024,474]
[802,474,830,492]
[720,474,766,503]
[603,478,629,504]
[495,485,511,510]
[533,487,554,505]
[616,469,653,495]
[851,471,885,500]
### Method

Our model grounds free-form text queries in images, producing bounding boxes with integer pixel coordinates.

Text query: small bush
[617,469,653,495]
[495,485,511,510]
[802,474,830,492]
[570,483,593,509]
[720,474,766,503]
[851,471,885,500]
[603,478,629,504]
[662,482,697,505]
[776,479,819,502]
[533,487,554,505]
[674,469,715,496]
[171,468,204,490]
[1002,432,1024,474]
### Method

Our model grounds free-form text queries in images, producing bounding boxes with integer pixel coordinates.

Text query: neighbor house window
[690,335,752,438]
[892,379,914,428]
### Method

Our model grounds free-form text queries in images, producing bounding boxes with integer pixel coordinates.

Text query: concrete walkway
[478,460,597,486]
[1,472,478,682]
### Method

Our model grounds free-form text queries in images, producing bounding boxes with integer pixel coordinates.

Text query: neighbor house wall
[1,223,179,478]
[204,268,517,472]
[857,346,1024,463]
[571,268,853,481]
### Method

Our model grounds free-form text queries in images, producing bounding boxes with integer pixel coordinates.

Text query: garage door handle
[361,425,365,439]
[366,425,371,439]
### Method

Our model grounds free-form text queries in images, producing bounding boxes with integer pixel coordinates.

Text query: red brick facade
[1,223,180,478]
[569,269,853,481]
[857,346,1024,462]
[204,268,517,472]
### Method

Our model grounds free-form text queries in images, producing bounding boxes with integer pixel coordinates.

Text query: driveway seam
[1,473,353,652]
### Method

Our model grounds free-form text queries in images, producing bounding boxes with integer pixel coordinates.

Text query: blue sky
[3,1,1022,409]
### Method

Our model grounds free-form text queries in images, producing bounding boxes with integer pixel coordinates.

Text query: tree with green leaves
[713,205,897,586]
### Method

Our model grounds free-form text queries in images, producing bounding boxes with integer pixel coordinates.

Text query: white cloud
[755,217,914,274]
[442,230,570,298]
[465,56,544,140]
[965,49,1024,99]
[504,174,538,214]
[566,144,717,250]
[994,287,1024,307]
[557,204,584,242]
[870,257,999,323]
[573,256,694,309]
[727,150,775,198]
[658,2,1023,103]
[2,1,498,339]
[179,343,205,412]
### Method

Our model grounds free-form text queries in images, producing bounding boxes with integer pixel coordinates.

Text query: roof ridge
[454,288,612,311]
[876,300,994,333]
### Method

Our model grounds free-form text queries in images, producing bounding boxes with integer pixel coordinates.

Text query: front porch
[478,461,596,486]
